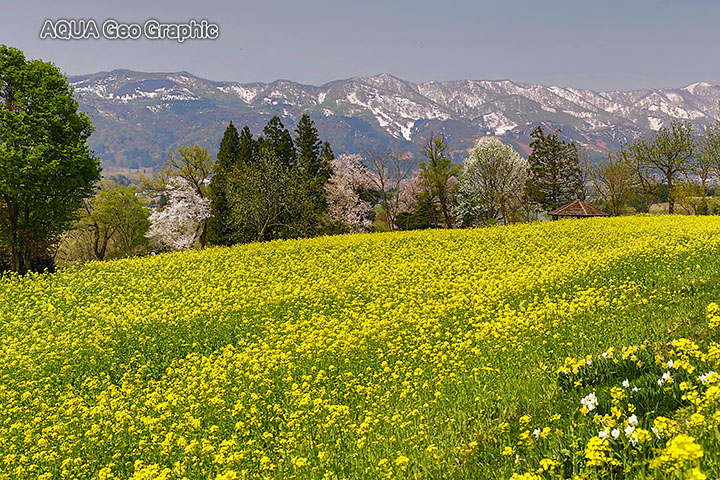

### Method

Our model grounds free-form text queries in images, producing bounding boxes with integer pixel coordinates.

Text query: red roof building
[548,200,609,220]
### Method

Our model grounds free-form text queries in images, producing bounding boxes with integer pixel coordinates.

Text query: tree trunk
[6,201,27,274]
[199,220,208,248]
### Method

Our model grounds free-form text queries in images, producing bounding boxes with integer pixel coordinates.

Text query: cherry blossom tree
[325,154,377,233]
[146,177,211,251]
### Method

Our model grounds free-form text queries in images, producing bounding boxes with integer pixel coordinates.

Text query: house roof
[548,200,609,217]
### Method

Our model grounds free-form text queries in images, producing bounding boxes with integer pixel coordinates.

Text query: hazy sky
[3,0,720,91]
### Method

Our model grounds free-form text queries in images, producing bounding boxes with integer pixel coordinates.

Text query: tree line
[5,45,720,274]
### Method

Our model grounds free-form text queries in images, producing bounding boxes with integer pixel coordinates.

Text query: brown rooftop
[548,200,608,219]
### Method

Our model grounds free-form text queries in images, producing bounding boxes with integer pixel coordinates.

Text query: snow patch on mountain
[648,117,664,130]
[483,111,517,135]
[218,84,261,103]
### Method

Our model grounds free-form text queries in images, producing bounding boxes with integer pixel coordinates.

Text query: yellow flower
[652,434,704,472]
[585,436,611,467]
[539,458,558,471]
[394,455,410,470]
[686,467,707,480]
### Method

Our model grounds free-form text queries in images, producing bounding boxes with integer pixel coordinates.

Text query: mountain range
[68,70,720,169]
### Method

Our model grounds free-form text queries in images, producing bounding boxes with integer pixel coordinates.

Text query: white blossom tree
[146,177,212,251]
[325,154,376,233]
[454,137,529,225]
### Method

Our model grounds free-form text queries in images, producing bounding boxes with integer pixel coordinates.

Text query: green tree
[524,126,584,211]
[90,185,150,260]
[591,152,635,216]
[209,122,241,245]
[259,116,295,167]
[0,45,101,273]
[693,120,720,214]
[629,120,695,214]
[56,184,151,266]
[238,125,256,164]
[288,115,333,237]
[418,133,459,228]
[295,114,322,175]
[227,142,289,242]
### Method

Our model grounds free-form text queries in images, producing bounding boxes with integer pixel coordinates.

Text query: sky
[3,0,720,91]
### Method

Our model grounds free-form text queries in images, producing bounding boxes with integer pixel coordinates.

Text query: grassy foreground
[3,216,720,479]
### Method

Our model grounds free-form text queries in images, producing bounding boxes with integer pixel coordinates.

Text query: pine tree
[319,141,334,181]
[208,122,241,245]
[524,126,584,211]
[238,125,256,165]
[295,114,322,175]
[287,117,333,237]
[259,116,295,167]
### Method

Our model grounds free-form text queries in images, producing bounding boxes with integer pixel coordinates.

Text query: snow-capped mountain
[69,70,720,168]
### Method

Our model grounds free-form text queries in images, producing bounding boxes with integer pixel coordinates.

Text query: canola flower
[3,216,720,478]
[506,296,720,479]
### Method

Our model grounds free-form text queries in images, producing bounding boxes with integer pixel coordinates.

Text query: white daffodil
[581,392,598,412]
[699,371,716,385]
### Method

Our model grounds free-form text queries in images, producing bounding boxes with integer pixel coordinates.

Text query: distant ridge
[68,70,720,169]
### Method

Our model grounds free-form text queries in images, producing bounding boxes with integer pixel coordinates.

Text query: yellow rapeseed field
[3,216,720,479]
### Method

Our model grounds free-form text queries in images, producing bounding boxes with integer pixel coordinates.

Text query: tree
[227,142,289,242]
[591,152,635,216]
[238,125,256,164]
[295,114,322,175]
[325,154,375,233]
[418,133,459,228]
[209,122,241,245]
[363,149,414,231]
[673,181,706,215]
[576,145,593,201]
[628,120,695,214]
[453,137,528,226]
[146,145,214,246]
[79,185,150,261]
[0,45,101,273]
[146,177,211,251]
[259,116,295,167]
[93,186,150,258]
[288,115,332,237]
[524,126,584,212]
[692,120,720,214]
[395,187,440,230]
[56,184,151,267]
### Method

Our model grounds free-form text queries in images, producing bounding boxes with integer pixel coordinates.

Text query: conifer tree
[208,122,241,245]
[524,126,584,211]
[238,125,256,165]
[259,116,295,167]
[320,141,334,181]
[287,117,333,237]
[295,114,322,175]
